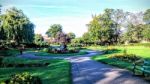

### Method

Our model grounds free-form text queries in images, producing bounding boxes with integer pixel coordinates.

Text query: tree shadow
[104,49,121,54]
[72,59,149,84]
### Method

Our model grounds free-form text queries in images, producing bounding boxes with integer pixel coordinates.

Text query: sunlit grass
[0,57,71,84]
[91,45,150,75]
[88,46,150,59]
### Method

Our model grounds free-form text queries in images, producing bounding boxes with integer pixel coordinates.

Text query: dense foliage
[82,8,150,45]
[0,7,34,46]
[3,72,42,84]
[34,34,48,46]
[46,24,62,38]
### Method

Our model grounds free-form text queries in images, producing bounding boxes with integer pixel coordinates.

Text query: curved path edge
[18,51,149,84]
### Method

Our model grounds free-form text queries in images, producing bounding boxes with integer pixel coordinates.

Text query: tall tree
[142,24,150,41]
[1,7,34,45]
[142,9,150,41]
[87,15,102,42]
[46,24,62,38]
[0,5,4,40]
[111,9,125,43]
[143,9,150,24]
[125,24,144,42]
[87,9,116,45]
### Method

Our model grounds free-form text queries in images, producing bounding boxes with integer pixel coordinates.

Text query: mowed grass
[34,51,87,57]
[92,53,133,71]
[88,46,150,59]
[114,46,150,59]
[0,57,71,84]
[91,46,150,75]
[0,49,20,57]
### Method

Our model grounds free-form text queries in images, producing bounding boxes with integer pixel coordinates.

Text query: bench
[133,60,150,77]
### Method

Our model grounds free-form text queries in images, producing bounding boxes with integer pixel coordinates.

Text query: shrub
[109,54,141,63]
[104,47,119,54]
[42,48,49,52]
[68,47,79,53]
[69,49,79,53]
[41,46,80,54]
[4,72,42,84]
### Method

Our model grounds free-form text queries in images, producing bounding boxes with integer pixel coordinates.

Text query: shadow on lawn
[104,49,121,55]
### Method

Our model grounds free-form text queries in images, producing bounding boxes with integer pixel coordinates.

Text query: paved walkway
[19,51,149,84]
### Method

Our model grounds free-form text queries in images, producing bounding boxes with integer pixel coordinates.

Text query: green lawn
[34,51,88,57]
[112,46,150,59]
[92,53,133,70]
[91,46,150,75]
[0,49,20,57]
[0,57,71,84]
[88,46,150,59]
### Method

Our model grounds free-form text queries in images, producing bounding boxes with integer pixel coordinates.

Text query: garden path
[18,51,149,84]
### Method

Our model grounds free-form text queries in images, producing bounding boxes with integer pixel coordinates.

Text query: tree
[1,7,34,45]
[143,9,150,24]
[87,9,116,45]
[111,9,126,43]
[82,32,92,46]
[142,9,150,41]
[0,5,4,40]
[124,24,144,43]
[46,24,62,38]
[0,5,2,14]
[87,15,102,42]
[142,24,150,41]
[0,26,6,40]
[100,9,116,44]
[34,34,44,46]
[55,32,70,44]
[67,32,76,39]
[71,37,83,47]
[55,32,70,50]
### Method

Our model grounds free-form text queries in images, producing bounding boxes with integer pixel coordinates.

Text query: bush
[42,48,49,52]
[68,47,79,53]
[129,43,150,47]
[4,72,42,84]
[104,47,119,54]
[109,54,141,63]
[41,46,80,54]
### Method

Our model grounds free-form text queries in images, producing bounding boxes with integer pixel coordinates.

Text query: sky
[0,0,150,37]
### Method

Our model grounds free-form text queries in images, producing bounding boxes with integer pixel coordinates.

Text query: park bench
[133,60,150,77]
